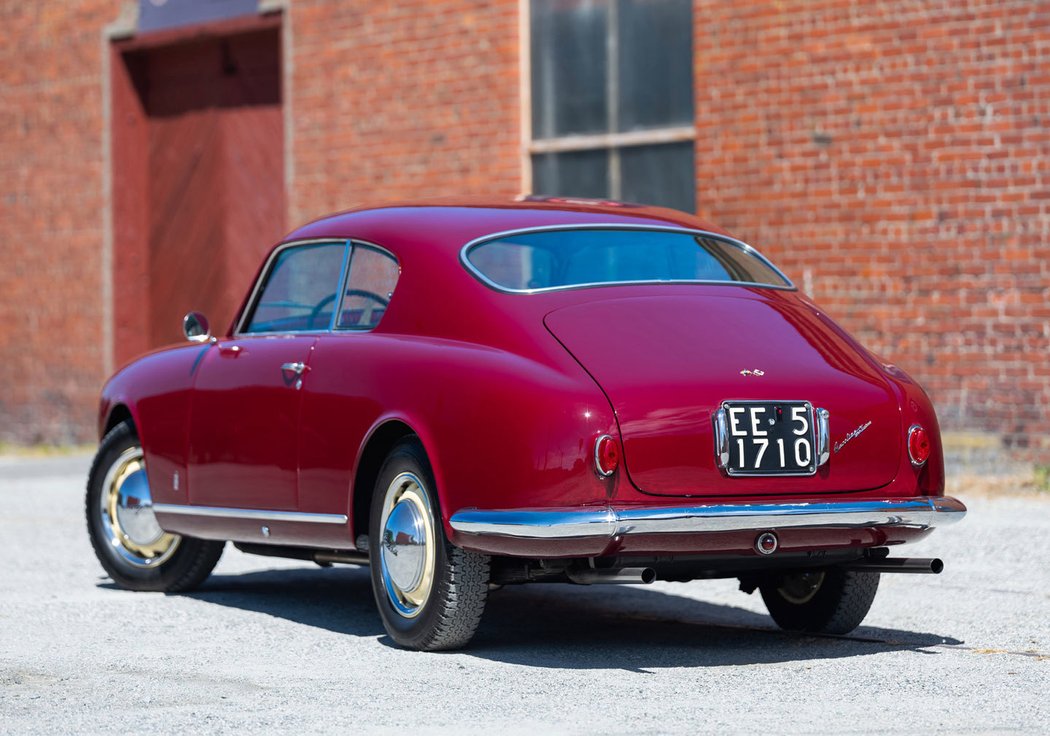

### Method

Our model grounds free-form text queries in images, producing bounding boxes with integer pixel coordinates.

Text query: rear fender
[341,341,619,546]
[881,365,945,496]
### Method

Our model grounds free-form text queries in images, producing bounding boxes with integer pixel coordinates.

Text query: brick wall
[0,1,113,444]
[694,0,1050,459]
[288,0,522,225]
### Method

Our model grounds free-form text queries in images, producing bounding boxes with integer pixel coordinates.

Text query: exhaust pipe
[841,557,944,574]
[314,550,369,566]
[567,567,656,585]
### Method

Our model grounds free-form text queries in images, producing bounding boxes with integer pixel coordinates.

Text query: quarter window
[529,0,695,212]
[243,243,348,333]
[337,245,399,330]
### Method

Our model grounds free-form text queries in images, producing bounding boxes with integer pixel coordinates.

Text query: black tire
[760,568,880,635]
[86,421,224,592]
[368,438,490,651]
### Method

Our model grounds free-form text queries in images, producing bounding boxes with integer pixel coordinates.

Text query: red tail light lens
[594,434,620,477]
[908,425,930,466]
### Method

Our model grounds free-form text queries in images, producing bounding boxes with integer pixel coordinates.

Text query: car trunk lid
[544,292,902,497]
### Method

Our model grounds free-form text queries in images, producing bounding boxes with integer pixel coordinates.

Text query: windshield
[463,228,793,293]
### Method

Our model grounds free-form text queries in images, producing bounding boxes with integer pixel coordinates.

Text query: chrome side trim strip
[153,504,348,525]
[449,496,966,540]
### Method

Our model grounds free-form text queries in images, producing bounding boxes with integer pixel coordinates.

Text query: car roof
[282,196,734,255]
[236,196,783,353]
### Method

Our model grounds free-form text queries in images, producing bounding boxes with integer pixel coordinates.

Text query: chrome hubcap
[99,447,180,568]
[384,500,426,591]
[379,472,436,618]
[115,468,165,546]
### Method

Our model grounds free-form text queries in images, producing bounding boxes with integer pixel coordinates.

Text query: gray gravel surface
[1,454,1047,734]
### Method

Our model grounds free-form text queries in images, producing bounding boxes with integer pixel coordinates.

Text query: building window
[529,0,695,212]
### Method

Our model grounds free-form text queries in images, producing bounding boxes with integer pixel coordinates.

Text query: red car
[86,197,965,650]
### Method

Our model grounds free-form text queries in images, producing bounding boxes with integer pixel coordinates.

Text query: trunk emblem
[739,369,765,376]
[834,421,873,454]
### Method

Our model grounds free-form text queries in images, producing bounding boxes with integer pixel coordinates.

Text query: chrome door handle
[280,361,308,390]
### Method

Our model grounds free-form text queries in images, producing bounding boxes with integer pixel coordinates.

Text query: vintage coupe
[87,197,965,650]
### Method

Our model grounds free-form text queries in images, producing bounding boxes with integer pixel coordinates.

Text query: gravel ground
[1,454,1047,734]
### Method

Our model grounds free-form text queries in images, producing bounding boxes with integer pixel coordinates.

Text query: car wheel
[368,438,490,651]
[85,420,224,592]
[759,568,880,635]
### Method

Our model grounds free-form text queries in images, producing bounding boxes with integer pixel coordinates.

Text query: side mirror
[183,311,212,343]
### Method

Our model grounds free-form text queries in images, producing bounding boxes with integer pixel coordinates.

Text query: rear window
[463,228,792,292]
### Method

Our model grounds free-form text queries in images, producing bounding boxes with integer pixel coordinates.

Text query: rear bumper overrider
[449,496,966,541]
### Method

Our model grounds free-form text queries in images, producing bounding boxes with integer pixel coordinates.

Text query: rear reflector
[908,425,931,466]
[594,435,620,477]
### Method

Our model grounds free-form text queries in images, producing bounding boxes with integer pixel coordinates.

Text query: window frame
[235,239,400,336]
[332,242,402,333]
[523,0,697,204]
[459,224,797,295]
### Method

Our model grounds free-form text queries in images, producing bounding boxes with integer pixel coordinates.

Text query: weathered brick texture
[288,0,522,224]
[0,1,112,443]
[694,0,1050,458]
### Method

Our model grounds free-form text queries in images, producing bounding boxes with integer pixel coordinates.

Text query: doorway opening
[110,14,285,364]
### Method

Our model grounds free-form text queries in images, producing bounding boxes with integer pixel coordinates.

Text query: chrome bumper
[449,496,966,541]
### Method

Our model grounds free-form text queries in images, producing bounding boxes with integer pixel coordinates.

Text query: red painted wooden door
[126,27,284,354]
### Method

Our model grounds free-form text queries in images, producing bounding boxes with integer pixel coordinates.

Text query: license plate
[719,401,818,476]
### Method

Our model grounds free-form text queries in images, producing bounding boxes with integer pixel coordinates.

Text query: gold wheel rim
[378,472,437,618]
[99,447,181,569]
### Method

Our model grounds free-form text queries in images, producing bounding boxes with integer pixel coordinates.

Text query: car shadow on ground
[472,584,963,671]
[176,565,388,638]
[158,565,962,670]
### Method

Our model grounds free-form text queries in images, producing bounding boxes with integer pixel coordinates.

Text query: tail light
[908,425,930,467]
[594,434,620,477]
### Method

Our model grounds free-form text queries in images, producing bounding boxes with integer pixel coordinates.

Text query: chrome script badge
[834,420,872,454]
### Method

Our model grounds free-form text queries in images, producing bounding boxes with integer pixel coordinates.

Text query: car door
[297,243,401,517]
[187,241,350,511]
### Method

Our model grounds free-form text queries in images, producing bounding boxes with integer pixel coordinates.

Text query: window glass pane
[245,243,347,333]
[466,229,791,292]
[337,245,399,330]
[532,149,610,199]
[616,0,694,131]
[531,0,609,137]
[620,141,695,212]
[469,240,555,292]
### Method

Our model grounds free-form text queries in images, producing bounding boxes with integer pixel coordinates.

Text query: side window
[337,245,399,330]
[243,243,347,333]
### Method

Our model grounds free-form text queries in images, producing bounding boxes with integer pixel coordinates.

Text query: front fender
[97,343,210,505]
